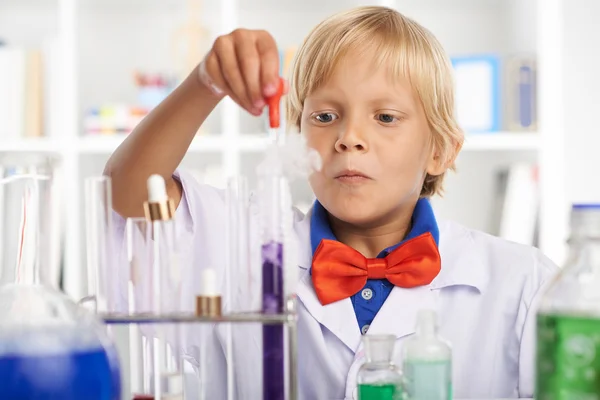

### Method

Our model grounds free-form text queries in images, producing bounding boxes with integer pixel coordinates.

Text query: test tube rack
[99,294,299,400]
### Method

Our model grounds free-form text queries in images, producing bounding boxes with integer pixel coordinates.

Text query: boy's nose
[335,127,368,153]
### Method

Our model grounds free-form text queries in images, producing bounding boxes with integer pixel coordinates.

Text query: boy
[106,6,558,399]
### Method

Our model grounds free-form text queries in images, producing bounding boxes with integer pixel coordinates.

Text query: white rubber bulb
[147,174,167,203]
[201,268,219,296]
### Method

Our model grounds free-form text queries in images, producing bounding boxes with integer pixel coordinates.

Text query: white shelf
[76,134,272,154]
[0,132,540,154]
[0,137,64,153]
[462,132,539,151]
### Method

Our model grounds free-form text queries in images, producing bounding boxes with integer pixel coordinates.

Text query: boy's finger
[233,31,264,112]
[256,31,280,97]
[214,36,253,112]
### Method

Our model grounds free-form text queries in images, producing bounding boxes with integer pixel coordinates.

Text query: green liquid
[536,313,600,399]
[358,383,398,400]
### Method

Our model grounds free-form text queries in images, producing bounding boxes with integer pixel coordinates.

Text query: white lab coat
[115,169,558,399]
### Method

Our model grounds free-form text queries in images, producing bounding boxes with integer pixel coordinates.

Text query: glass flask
[0,283,121,398]
[536,204,600,398]
[0,155,121,399]
[357,334,404,400]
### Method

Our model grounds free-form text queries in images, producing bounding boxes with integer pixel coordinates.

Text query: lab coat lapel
[365,284,436,339]
[294,211,362,353]
[296,270,362,353]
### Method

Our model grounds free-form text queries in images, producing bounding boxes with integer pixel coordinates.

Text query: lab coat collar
[295,210,490,352]
[430,219,490,293]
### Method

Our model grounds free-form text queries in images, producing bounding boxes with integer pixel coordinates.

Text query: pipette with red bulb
[266,77,285,142]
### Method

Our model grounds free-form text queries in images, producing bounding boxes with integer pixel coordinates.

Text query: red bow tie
[311,233,441,305]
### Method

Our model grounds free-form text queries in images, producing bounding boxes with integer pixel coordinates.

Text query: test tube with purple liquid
[262,240,285,399]
[261,78,287,400]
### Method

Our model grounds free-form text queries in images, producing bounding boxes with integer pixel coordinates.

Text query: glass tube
[84,176,122,313]
[126,217,184,400]
[0,156,61,288]
[126,217,153,315]
[225,176,259,313]
[224,176,247,400]
[259,174,287,400]
[126,217,155,400]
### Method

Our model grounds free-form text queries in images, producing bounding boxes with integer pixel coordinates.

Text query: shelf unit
[0,0,566,299]
[5,131,541,155]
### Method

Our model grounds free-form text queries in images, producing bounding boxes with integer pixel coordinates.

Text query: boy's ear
[426,139,462,176]
[426,149,448,177]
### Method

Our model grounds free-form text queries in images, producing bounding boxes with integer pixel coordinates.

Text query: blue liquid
[0,347,121,400]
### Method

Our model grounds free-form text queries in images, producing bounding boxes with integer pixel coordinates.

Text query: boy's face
[302,51,445,227]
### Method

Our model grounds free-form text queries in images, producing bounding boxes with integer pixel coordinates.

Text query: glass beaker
[357,334,404,400]
[0,153,62,288]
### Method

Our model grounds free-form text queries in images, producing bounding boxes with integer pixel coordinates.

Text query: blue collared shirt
[310,198,440,334]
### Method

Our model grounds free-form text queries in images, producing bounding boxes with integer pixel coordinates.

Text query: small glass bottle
[357,334,404,400]
[402,309,452,400]
[536,204,600,398]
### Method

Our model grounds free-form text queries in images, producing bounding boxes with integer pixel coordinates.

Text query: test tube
[127,217,155,400]
[126,217,153,315]
[84,176,122,313]
[225,176,259,313]
[143,175,183,400]
[259,174,288,400]
[223,176,249,400]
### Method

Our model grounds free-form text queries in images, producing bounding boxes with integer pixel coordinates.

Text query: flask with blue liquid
[0,155,121,399]
[0,284,122,399]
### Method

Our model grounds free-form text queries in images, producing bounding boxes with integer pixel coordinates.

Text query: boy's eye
[314,113,337,123]
[377,114,397,123]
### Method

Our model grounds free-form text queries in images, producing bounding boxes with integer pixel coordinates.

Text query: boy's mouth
[334,169,372,184]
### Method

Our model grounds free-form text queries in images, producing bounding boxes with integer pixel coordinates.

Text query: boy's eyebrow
[366,97,416,112]
[304,94,344,109]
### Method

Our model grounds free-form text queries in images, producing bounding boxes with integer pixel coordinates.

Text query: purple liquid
[262,241,284,400]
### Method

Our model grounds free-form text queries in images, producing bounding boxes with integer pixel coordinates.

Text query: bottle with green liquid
[357,334,404,400]
[536,204,600,399]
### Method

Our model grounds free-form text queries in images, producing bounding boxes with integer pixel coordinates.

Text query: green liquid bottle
[356,334,404,400]
[536,204,600,399]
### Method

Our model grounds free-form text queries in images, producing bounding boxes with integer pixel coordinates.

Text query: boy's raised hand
[199,29,287,116]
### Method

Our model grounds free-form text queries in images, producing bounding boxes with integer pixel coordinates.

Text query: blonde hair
[286,6,464,197]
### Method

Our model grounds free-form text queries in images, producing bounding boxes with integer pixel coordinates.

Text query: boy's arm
[104,29,281,219]
[104,65,222,217]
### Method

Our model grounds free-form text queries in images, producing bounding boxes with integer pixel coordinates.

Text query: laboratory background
[0,0,599,398]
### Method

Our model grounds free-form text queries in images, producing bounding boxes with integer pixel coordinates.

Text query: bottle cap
[147,174,167,203]
[200,268,219,297]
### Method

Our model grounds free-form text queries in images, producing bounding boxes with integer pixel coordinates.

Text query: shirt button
[361,288,373,300]
[361,324,370,335]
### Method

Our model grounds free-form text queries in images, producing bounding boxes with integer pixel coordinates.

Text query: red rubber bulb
[267,77,285,129]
